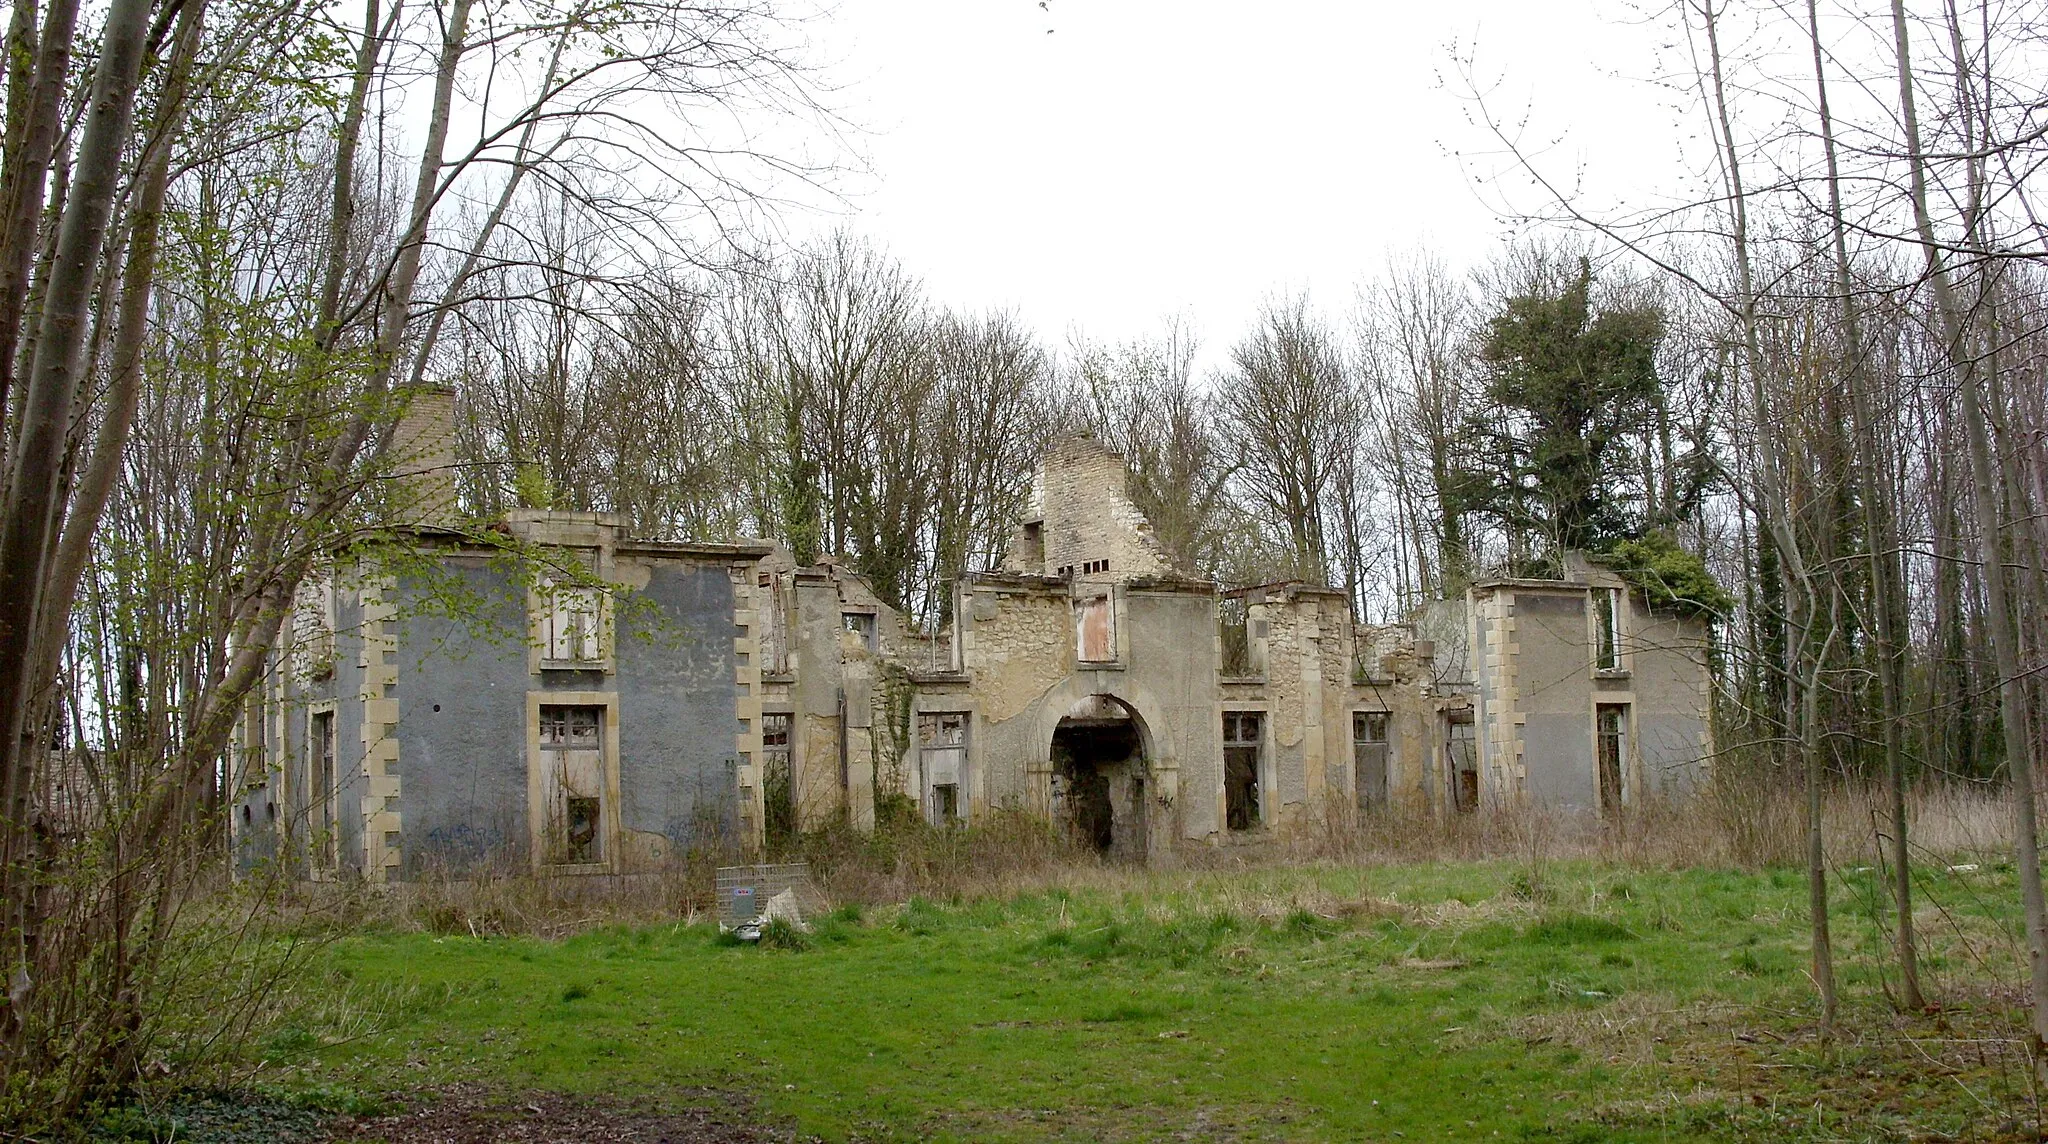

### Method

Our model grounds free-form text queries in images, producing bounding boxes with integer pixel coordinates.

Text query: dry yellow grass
[363,780,2021,937]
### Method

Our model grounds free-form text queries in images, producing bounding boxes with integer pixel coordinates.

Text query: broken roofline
[1218,579,1352,602]
[959,569,1218,596]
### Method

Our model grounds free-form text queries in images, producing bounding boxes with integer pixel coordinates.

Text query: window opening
[762,712,794,846]
[1595,588,1621,671]
[541,704,604,864]
[1076,596,1113,662]
[1596,704,1628,816]
[295,578,335,678]
[918,712,968,826]
[1353,711,1390,811]
[1445,714,1478,813]
[1218,596,1252,676]
[842,611,877,651]
[1223,711,1263,830]
[310,710,337,871]
[543,584,603,663]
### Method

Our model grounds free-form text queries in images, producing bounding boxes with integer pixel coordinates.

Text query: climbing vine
[871,661,919,828]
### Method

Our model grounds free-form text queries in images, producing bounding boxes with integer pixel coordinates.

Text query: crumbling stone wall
[1245,586,1353,830]
[1035,434,1178,580]
[956,576,1074,812]
[1354,631,1445,817]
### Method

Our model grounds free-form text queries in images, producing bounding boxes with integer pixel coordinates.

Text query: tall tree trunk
[1808,0,1922,1011]
[0,0,157,1045]
[1698,0,1835,1027]
[1891,0,2048,1079]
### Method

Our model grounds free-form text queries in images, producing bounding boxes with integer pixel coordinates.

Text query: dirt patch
[329,1086,815,1144]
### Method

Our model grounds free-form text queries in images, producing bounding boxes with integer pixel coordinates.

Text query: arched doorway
[1050,695,1149,860]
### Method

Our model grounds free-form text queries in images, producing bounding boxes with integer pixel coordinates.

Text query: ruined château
[232,398,1715,879]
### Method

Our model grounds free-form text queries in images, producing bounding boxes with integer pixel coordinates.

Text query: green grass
[273,860,2036,1141]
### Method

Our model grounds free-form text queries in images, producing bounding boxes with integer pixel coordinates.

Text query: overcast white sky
[794,1,1694,359]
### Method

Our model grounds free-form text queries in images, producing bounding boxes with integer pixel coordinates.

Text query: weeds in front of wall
[1285,776,2011,873]
[365,779,2017,942]
[393,844,737,938]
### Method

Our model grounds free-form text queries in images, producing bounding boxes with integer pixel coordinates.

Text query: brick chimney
[390,384,460,529]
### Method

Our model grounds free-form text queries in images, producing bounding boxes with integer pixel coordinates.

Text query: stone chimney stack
[391,384,460,530]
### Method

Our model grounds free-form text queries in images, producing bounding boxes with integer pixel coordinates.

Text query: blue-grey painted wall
[613,562,739,851]
[393,556,530,874]
[334,590,367,874]
[388,554,740,877]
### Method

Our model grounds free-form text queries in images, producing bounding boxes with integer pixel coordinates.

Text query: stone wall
[1467,576,1712,813]
[1245,587,1353,829]
[957,576,1074,813]
[1035,434,1178,580]
[251,517,766,882]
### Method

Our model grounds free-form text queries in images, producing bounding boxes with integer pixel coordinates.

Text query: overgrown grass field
[268,858,2037,1142]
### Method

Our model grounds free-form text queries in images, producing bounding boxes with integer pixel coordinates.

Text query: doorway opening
[1050,696,1148,859]
[1445,710,1477,813]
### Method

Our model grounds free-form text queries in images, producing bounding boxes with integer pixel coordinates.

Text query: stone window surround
[1590,691,1638,813]
[1589,585,1630,678]
[525,546,618,676]
[525,689,622,874]
[1219,704,1271,830]
[306,699,341,880]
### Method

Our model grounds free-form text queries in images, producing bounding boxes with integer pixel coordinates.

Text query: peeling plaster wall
[391,558,529,873]
[1622,604,1714,798]
[1118,587,1224,844]
[951,578,1220,853]
[1469,580,1711,812]
[1507,591,1597,810]
[791,574,846,829]
[611,560,743,854]
[333,587,367,875]
[357,544,753,879]
[956,579,1073,814]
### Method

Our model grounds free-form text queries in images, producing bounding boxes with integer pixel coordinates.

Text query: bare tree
[1073,322,1238,578]
[1215,296,1355,586]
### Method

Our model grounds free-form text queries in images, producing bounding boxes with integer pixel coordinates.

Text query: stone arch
[1038,681,1176,863]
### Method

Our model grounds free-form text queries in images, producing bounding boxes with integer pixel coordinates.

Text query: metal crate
[715,862,825,931]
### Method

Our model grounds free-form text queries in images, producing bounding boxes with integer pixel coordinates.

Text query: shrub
[1602,531,1734,619]
[759,917,812,951]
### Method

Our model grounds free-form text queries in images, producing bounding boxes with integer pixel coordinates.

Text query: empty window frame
[1075,595,1114,662]
[1445,714,1478,814]
[542,584,604,663]
[1596,703,1629,815]
[1218,596,1251,676]
[761,712,794,845]
[1353,711,1390,812]
[309,709,338,871]
[1595,588,1622,671]
[540,704,605,864]
[918,712,968,825]
[294,577,336,678]
[1223,711,1264,831]
[842,611,877,651]
[1079,559,1109,575]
